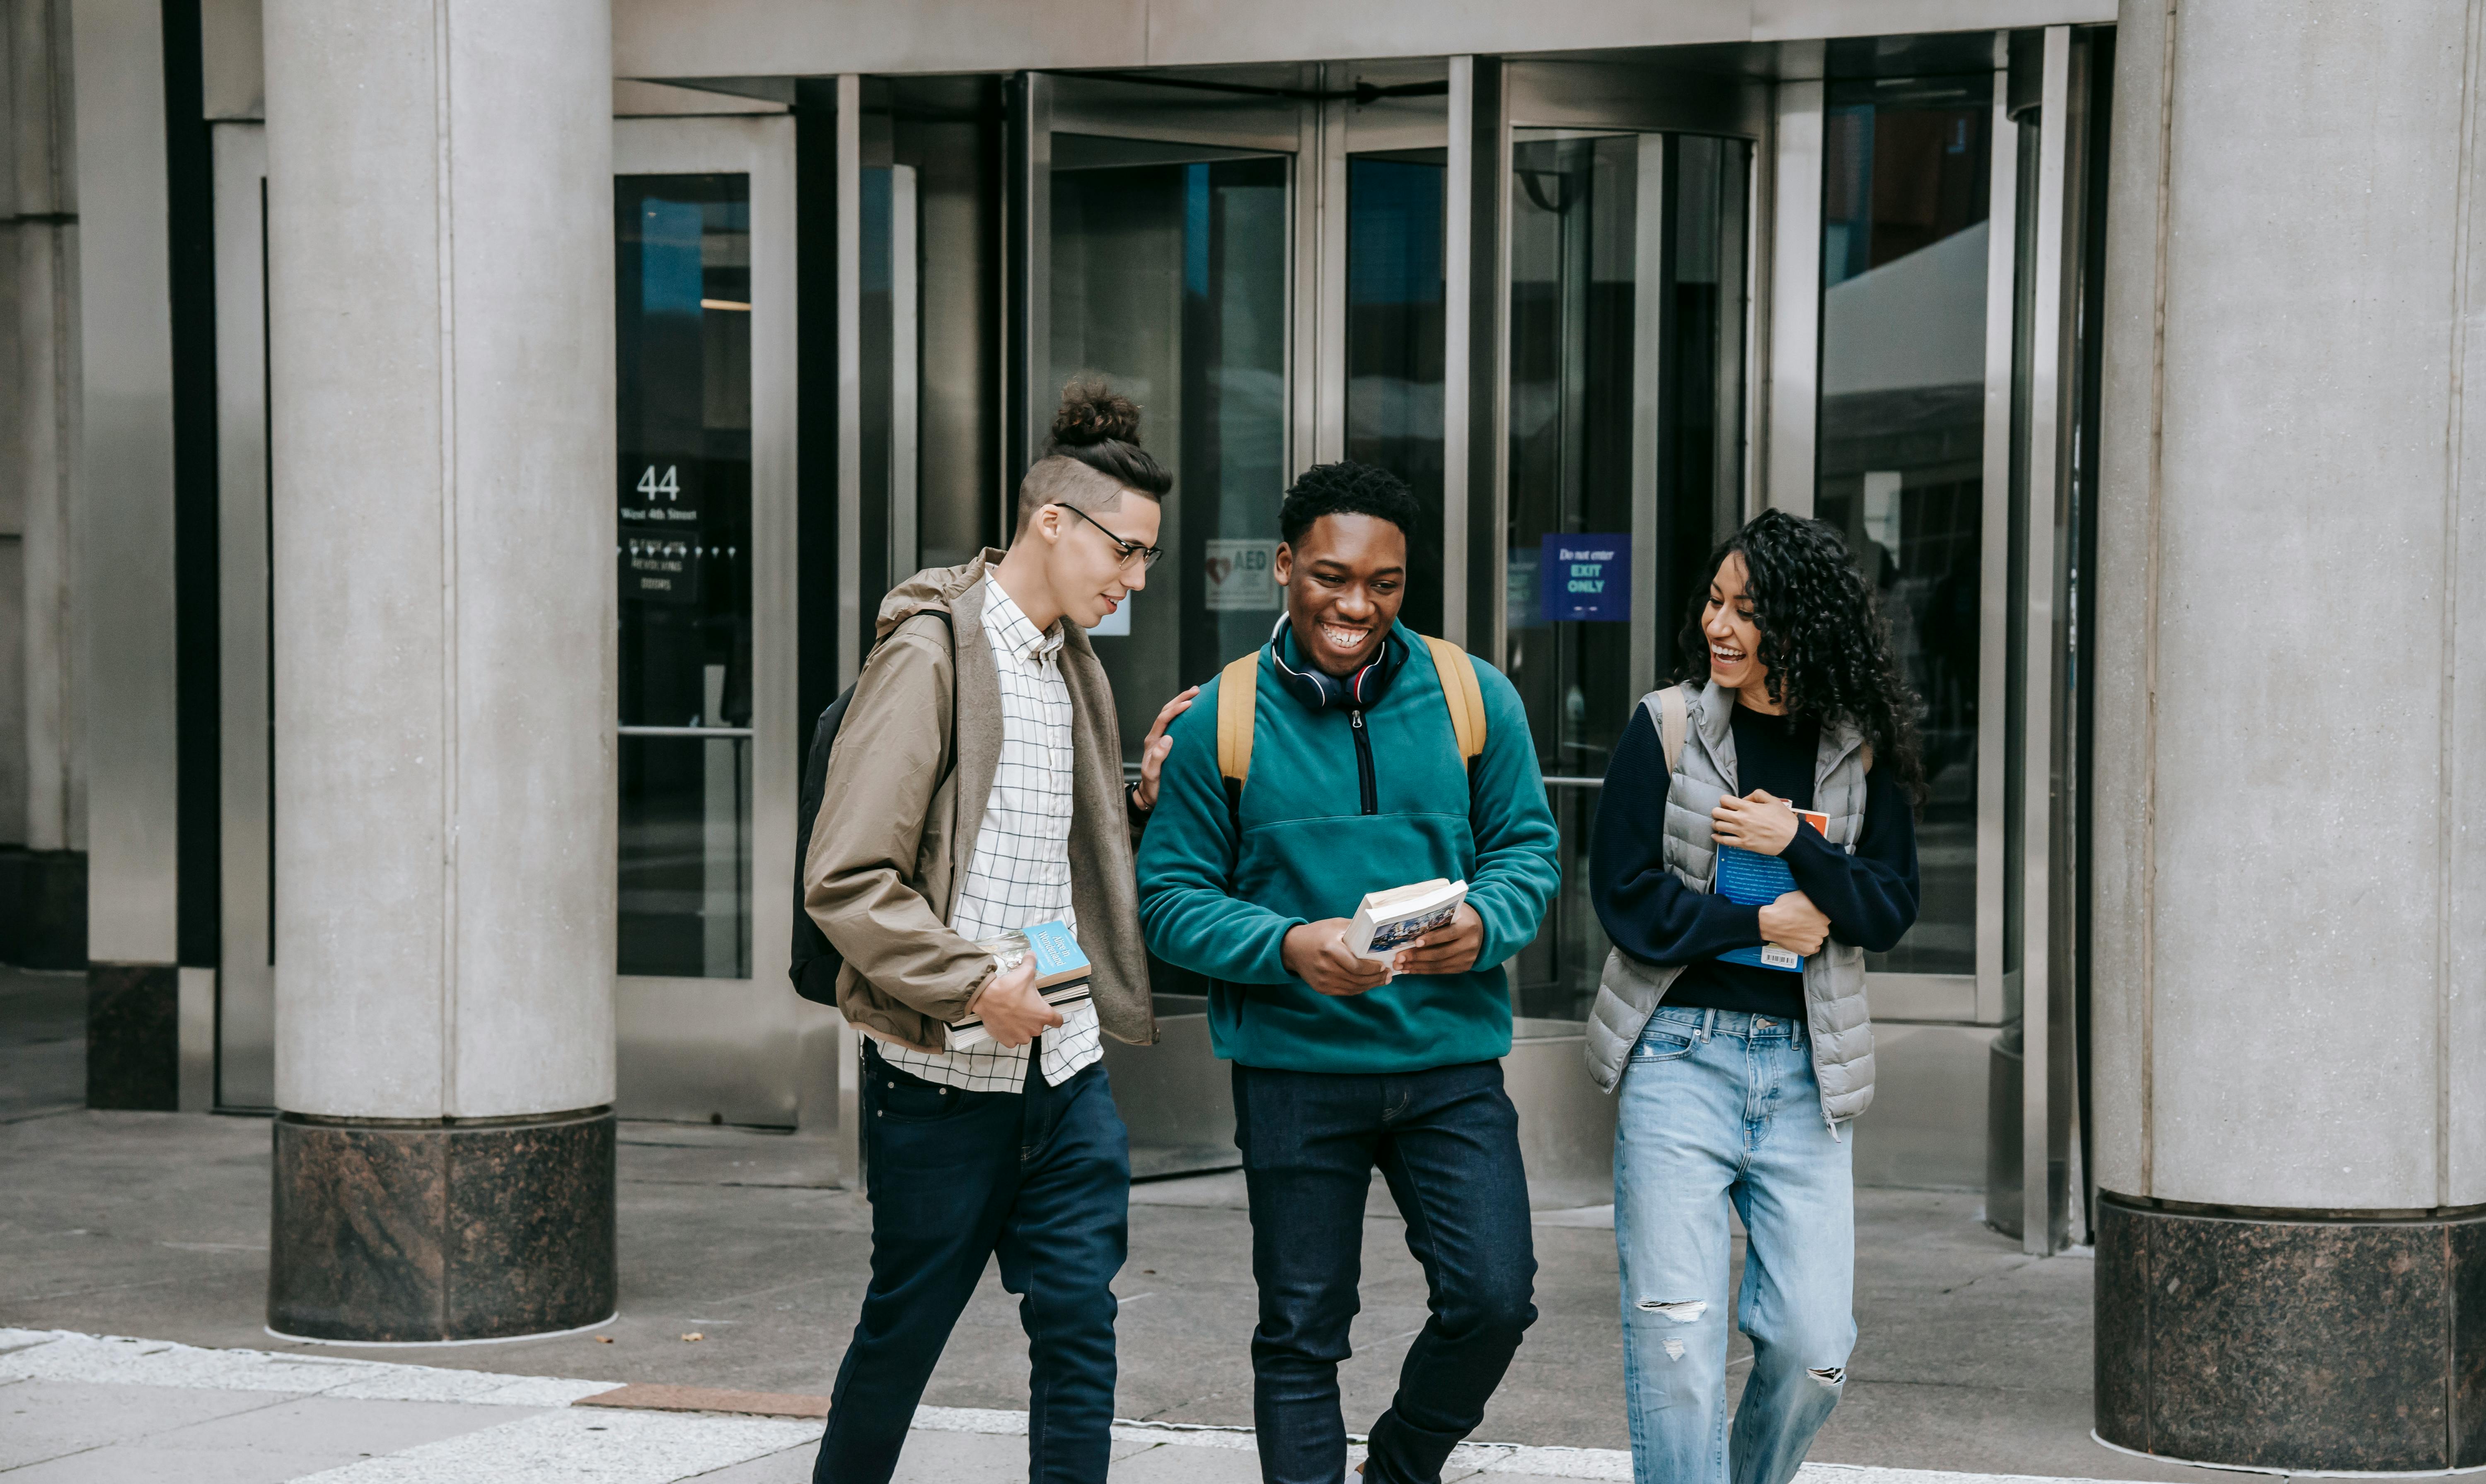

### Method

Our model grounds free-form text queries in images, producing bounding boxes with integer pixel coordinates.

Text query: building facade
[4,0,2481,1469]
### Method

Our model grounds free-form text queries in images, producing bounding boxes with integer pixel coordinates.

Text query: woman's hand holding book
[1711,790,1802,855]
[1757,891,1829,957]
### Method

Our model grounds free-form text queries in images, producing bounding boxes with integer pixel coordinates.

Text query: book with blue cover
[947,920,1092,1049]
[1712,805,1829,973]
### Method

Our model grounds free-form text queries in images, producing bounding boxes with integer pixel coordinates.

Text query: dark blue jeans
[1232,1060,1538,1484]
[813,1045,1130,1484]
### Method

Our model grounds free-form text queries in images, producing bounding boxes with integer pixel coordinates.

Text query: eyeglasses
[1054,502,1164,571]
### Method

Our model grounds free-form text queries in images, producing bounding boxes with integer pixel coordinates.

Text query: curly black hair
[1279,461,1422,547]
[1678,509,1927,804]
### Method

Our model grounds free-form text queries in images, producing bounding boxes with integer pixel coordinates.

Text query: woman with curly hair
[1585,508,1922,1484]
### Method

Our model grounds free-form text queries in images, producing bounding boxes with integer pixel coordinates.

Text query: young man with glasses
[802,384,1193,1484]
[1134,461,1563,1484]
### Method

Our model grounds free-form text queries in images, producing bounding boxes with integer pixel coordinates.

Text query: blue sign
[1540,533,1631,623]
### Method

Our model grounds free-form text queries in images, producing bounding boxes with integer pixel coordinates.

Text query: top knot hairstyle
[1279,460,1422,547]
[1016,379,1173,531]
[1680,508,1927,804]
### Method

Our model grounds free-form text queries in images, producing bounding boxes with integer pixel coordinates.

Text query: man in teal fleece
[1135,461,1560,1484]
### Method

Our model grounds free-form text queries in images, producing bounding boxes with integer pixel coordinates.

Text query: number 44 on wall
[636,464,681,500]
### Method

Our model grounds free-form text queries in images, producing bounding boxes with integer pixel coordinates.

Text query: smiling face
[1274,512,1406,677]
[1701,551,1775,706]
[1030,495,1158,629]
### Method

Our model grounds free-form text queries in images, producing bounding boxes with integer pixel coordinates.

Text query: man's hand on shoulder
[1282,918,1394,996]
[1390,904,1484,976]
[1129,685,1201,814]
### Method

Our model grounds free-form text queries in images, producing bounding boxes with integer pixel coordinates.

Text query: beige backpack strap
[1643,685,1689,776]
[1422,635,1487,769]
[1861,741,1875,772]
[1216,653,1260,787]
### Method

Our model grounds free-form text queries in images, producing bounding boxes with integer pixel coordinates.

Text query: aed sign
[1540,533,1630,624]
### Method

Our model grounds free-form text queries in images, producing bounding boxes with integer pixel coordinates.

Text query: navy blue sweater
[1589,701,1920,1018]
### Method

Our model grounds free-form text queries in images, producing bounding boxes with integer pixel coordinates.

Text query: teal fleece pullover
[1134,624,1561,1074]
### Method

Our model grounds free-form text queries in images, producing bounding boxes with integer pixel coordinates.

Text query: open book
[1345,878,1468,979]
[1714,805,1829,973]
[948,921,1091,1050]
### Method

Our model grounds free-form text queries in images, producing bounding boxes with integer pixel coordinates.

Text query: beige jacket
[801,551,1156,1053]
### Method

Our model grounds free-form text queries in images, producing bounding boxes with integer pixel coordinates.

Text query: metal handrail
[616,725,755,739]
[1543,776,1604,789]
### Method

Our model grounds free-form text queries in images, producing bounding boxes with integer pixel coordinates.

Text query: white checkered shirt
[879,577,1103,1092]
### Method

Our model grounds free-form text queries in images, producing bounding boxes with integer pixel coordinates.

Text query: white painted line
[0,1330,620,1407]
[288,1407,817,1483]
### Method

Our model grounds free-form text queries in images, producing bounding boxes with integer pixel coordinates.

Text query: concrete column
[1,0,86,972]
[262,0,617,1343]
[2092,0,2486,1470]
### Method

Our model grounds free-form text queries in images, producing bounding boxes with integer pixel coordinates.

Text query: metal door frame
[210,120,272,1112]
[612,113,828,1131]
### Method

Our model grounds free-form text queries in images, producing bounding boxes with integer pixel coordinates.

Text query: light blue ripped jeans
[1614,1005,1855,1484]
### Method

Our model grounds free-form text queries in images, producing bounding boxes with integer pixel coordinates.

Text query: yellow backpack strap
[1421,635,1487,769]
[1216,653,1260,788]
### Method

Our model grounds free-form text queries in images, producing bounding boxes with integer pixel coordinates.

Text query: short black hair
[1279,461,1420,548]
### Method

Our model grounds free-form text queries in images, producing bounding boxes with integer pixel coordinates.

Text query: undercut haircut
[1016,378,1173,530]
[1279,460,1421,549]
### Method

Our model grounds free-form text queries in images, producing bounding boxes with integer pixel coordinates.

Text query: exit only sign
[1540,533,1631,624]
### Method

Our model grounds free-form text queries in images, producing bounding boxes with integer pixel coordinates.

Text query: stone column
[3,0,85,972]
[262,0,618,1342]
[2092,0,2486,1470]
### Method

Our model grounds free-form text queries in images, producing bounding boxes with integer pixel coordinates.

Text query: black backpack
[789,609,955,1005]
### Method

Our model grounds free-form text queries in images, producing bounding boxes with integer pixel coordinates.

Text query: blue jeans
[1232,1060,1538,1484]
[1614,1007,1854,1484]
[813,1045,1129,1484]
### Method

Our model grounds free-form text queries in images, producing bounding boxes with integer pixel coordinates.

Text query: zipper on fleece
[1348,709,1378,815]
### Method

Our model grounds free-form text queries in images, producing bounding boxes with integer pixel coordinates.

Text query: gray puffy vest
[1582,679,1877,1128]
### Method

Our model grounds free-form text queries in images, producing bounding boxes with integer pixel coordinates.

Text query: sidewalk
[3,1328,2167,1483]
[0,967,2235,1482]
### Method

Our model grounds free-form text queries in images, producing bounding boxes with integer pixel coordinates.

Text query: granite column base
[87,962,177,1110]
[2096,1193,2486,1472]
[1,847,87,969]
[269,1107,617,1343]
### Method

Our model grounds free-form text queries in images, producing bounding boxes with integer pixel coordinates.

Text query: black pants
[1233,1059,1539,1484]
[813,1045,1130,1484]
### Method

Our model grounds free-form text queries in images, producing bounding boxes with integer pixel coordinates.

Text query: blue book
[949,921,1093,1049]
[1712,806,1828,974]
[1017,920,1092,989]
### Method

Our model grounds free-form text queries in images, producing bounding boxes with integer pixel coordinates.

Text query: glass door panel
[1345,150,1446,639]
[1502,128,1751,1023]
[1816,74,1995,978]
[1048,137,1291,761]
[610,114,801,1129]
[616,173,755,980]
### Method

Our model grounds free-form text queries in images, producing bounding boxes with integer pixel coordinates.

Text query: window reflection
[1346,152,1446,639]
[1817,77,1993,977]
[1049,140,1290,761]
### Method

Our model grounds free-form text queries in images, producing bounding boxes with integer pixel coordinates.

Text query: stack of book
[948,920,1092,1049]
